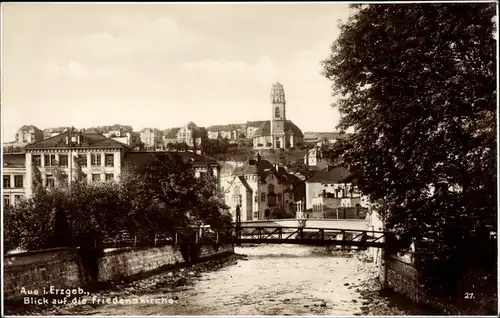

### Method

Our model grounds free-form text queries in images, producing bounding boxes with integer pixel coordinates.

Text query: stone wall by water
[4,244,234,300]
[383,254,496,315]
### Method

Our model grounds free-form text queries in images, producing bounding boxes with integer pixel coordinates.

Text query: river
[12,244,429,316]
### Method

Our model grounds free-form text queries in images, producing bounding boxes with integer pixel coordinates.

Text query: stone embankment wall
[381,253,496,315]
[4,244,234,300]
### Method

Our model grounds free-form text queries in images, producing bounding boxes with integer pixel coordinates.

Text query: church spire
[270,82,285,104]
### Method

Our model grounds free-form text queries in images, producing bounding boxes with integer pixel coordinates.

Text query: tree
[31,162,44,195]
[322,3,496,299]
[73,155,87,183]
[123,153,230,232]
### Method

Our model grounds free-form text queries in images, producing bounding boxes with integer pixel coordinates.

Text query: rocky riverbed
[5,246,431,316]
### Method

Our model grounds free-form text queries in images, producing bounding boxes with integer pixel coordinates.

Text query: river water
[63,244,405,316]
[15,244,430,316]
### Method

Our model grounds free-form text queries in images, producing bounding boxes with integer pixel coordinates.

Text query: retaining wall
[4,243,234,300]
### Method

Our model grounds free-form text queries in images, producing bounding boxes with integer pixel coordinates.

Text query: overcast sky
[2,3,351,141]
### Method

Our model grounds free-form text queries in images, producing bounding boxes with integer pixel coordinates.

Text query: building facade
[163,122,205,148]
[252,82,304,149]
[24,130,130,197]
[15,125,44,144]
[305,166,364,218]
[139,128,163,149]
[207,124,241,142]
[224,158,303,221]
[3,153,26,206]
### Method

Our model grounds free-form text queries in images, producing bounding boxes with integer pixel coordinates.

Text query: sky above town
[2,3,352,141]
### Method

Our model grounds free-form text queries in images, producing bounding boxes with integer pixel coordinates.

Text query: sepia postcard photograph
[1,1,498,316]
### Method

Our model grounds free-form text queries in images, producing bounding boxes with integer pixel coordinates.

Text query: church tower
[270,82,286,149]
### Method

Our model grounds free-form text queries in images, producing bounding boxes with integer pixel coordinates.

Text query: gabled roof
[238,176,253,193]
[140,128,161,133]
[17,125,42,133]
[164,128,181,139]
[252,120,304,138]
[207,124,238,132]
[3,153,25,168]
[123,151,220,169]
[232,159,297,184]
[246,120,267,128]
[306,166,352,184]
[24,132,131,150]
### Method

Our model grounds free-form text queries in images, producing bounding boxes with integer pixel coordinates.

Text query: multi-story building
[246,121,267,139]
[251,82,304,149]
[15,125,44,144]
[7,131,222,199]
[163,122,206,148]
[3,153,26,206]
[24,130,130,197]
[139,128,163,149]
[305,166,365,218]
[207,124,241,142]
[224,157,304,221]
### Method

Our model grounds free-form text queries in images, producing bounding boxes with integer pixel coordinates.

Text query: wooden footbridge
[99,224,390,249]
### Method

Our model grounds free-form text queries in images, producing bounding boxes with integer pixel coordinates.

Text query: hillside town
[3,82,362,223]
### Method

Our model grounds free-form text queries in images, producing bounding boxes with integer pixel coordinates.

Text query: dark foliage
[322,3,496,300]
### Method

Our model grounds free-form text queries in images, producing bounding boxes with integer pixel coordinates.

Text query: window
[275,107,280,118]
[268,184,275,193]
[92,174,101,182]
[105,173,114,181]
[32,155,41,167]
[234,186,240,195]
[91,154,101,167]
[199,172,207,179]
[105,154,114,167]
[233,195,241,206]
[14,195,22,204]
[14,175,23,188]
[44,154,56,167]
[255,195,258,203]
[261,192,266,202]
[3,175,10,188]
[4,195,10,206]
[77,154,87,167]
[46,175,55,188]
[59,154,69,167]
[253,211,259,219]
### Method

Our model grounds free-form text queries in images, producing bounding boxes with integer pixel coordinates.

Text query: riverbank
[4,253,245,316]
[349,252,438,315]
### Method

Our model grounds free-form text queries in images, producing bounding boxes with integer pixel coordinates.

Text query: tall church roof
[252,120,304,138]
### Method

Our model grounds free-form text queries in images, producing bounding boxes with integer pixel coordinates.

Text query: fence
[6,227,237,253]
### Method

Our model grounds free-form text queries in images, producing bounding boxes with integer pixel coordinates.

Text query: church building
[252,82,304,149]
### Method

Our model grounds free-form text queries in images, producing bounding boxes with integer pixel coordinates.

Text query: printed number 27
[464,293,474,299]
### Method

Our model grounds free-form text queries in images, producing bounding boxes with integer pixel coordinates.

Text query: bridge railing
[19,226,388,249]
